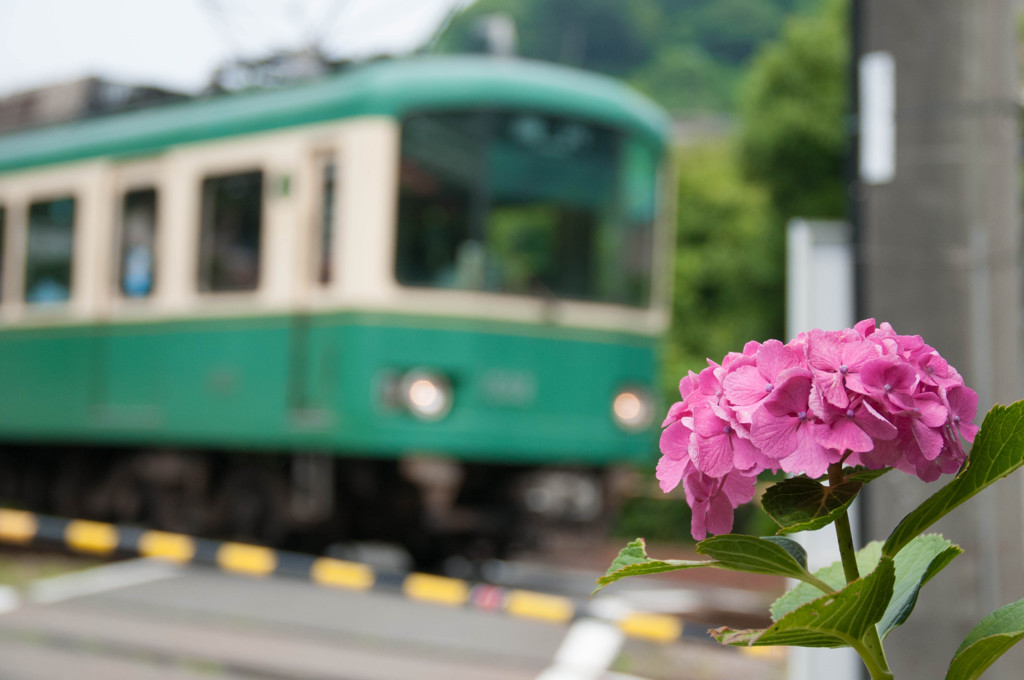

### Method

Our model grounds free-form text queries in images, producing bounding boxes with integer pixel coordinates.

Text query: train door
[94,159,166,430]
[287,149,339,434]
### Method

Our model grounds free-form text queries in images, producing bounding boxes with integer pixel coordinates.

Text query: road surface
[0,555,786,680]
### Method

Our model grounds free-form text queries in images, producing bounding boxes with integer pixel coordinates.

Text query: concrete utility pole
[855,1,1023,678]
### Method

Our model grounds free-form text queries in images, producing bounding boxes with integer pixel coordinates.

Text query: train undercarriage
[0,446,626,568]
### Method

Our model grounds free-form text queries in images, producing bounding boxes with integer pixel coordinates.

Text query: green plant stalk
[828,462,894,680]
[801,571,838,595]
[852,635,894,680]
[828,463,862,584]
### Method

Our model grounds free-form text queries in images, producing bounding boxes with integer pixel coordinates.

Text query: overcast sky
[0,0,469,96]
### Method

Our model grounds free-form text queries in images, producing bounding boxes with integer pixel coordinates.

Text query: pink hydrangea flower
[751,372,837,478]
[683,466,758,540]
[657,319,980,540]
[723,339,804,424]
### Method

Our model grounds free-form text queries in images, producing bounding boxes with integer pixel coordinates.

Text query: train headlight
[400,371,453,421]
[612,387,654,432]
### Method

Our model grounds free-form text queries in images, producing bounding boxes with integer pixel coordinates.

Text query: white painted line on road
[29,558,182,605]
[535,617,626,680]
[0,585,20,614]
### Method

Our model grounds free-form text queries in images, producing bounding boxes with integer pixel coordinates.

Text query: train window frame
[312,152,338,287]
[116,186,159,299]
[394,110,656,309]
[197,169,265,294]
[24,194,76,307]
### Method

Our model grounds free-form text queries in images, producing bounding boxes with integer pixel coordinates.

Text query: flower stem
[828,462,894,679]
[853,636,895,680]
[827,463,860,583]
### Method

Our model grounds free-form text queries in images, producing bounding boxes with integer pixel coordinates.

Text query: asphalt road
[0,557,786,680]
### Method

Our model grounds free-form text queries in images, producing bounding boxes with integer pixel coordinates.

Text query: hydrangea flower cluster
[657,319,979,540]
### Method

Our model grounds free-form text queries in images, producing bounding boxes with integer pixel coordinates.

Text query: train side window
[317,160,336,284]
[198,171,262,292]
[119,188,157,297]
[25,197,75,304]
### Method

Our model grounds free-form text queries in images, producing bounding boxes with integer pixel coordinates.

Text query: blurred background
[0,1,1021,679]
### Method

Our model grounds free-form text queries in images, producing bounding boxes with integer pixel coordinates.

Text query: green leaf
[878,534,961,639]
[759,535,809,568]
[770,542,883,621]
[946,597,1024,680]
[762,476,862,534]
[769,536,961,639]
[714,557,896,648]
[697,534,813,580]
[845,466,894,485]
[593,538,717,594]
[884,401,1024,558]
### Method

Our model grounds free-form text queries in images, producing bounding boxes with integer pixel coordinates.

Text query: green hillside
[434,0,826,114]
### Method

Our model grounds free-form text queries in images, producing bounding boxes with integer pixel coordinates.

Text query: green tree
[737,0,848,220]
[434,0,661,76]
[629,45,739,114]
[665,0,848,386]
[664,142,780,390]
[689,0,785,65]
[433,0,828,115]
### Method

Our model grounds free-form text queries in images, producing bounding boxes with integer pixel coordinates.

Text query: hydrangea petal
[659,420,692,460]
[751,407,801,460]
[656,453,689,492]
[694,432,738,478]
[723,365,773,408]
[704,493,736,536]
[779,424,835,478]
[816,416,874,453]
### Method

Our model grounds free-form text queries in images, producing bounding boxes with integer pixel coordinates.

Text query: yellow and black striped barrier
[0,508,686,644]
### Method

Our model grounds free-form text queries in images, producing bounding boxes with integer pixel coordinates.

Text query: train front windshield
[396,112,658,307]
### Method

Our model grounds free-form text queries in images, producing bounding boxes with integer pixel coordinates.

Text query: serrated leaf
[697,534,815,581]
[714,557,896,649]
[771,542,883,621]
[884,401,1024,558]
[769,535,961,639]
[593,538,717,593]
[762,476,862,534]
[878,535,961,639]
[946,597,1024,680]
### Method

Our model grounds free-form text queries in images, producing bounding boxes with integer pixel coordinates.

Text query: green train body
[0,313,657,462]
[0,56,671,557]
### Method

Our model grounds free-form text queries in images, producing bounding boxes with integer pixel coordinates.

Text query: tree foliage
[737,0,848,220]
[664,142,781,391]
[433,0,826,114]
[667,0,847,386]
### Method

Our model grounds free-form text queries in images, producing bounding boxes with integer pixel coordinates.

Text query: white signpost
[785,218,861,680]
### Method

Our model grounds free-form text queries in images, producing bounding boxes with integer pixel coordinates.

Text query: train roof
[0,56,669,174]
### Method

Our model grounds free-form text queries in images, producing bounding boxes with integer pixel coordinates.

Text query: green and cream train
[0,56,671,559]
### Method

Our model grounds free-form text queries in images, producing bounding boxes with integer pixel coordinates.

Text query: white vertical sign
[860,51,896,184]
[786,219,856,338]
[786,219,860,680]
